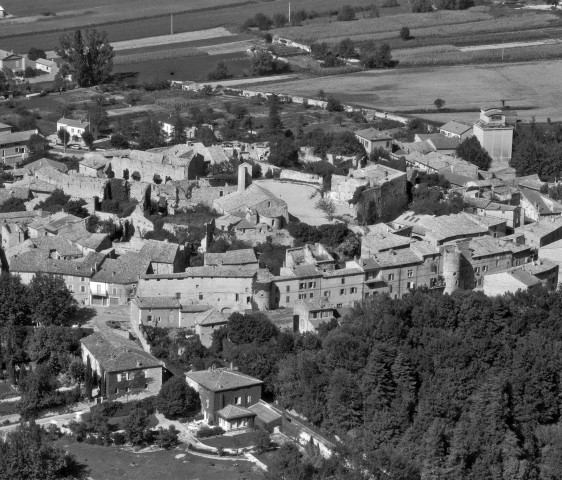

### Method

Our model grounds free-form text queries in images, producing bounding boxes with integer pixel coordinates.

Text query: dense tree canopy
[56,29,114,87]
[156,376,200,420]
[456,136,493,170]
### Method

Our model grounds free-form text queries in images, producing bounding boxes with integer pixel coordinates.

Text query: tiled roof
[195,308,228,326]
[409,240,439,257]
[92,252,151,284]
[23,158,68,174]
[234,218,257,230]
[440,121,472,136]
[206,146,230,164]
[256,205,286,217]
[296,297,334,311]
[0,130,37,145]
[372,248,423,267]
[204,248,257,266]
[135,296,181,309]
[141,265,257,280]
[216,404,255,420]
[30,236,82,257]
[0,210,44,222]
[463,236,510,258]
[180,303,213,312]
[29,212,84,233]
[322,267,363,278]
[354,127,392,141]
[420,213,489,242]
[186,369,263,392]
[79,154,109,170]
[81,332,163,373]
[516,218,562,240]
[57,118,89,129]
[520,188,562,215]
[416,134,460,150]
[522,259,558,275]
[139,240,179,264]
[11,251,105,277]
[507,269,541,287]
[361,224,411,253]
[248,401,282,424]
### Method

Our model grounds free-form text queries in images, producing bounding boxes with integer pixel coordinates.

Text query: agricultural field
[252,59,562,122]
[0,0,378,51]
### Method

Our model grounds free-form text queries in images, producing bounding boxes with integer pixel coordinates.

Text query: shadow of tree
[72,307,97,327]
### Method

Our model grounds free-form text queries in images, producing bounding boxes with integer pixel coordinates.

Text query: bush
[326,96,344,112]
[337,5,356,21]
[400,26,411,41]
[156,376,201,420]
[155,426,180,449]
[196,426,225,438]
[112,432,126,445]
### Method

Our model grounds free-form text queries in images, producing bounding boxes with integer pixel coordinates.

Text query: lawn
[54,439,261,480]
[200,432,257,449]
[252,59,562,122]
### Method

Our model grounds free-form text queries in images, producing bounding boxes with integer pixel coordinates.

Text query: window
[483,265,488,272]
[235,293,239,301]
[117,374,122,382]
[80,277,86,282]
[80,285,86,293]
[235,396,242,405]
[350,287,357,294]
[112,287,117,295]
[298,293,306,299]
[286,286,290,292]
[341,278,345,285]
[309,292,314,298]
[68,284,74,292]
[286,296,290,302]
[337,303,343,308]
[340,288,346,295]
[299,282,306,290]
[144,384,148,389]
[407,270,413,278]
[199,293,203,300]
[246,296,251,303]
[324,291,330,297]
[388,274,394,281]
[147,315,152,322]
[246,395,252,404]
[474,267,480,275]
[389,285,393,293]
[308,281,315,288]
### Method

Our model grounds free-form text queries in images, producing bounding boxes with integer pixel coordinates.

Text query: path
[201,74,305,89]
[459,38,562,52]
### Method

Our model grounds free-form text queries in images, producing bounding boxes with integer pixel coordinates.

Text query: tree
[251,51,288,76]
[17,365,59,420]
[361,42,393,69]
[56,28,114,87]
[326,96,344,112]
[27,47,47,61]
[268,136,299,168]
[65,199,89,218]
[206,60,231,81]
[434,98,445,111]
[337,5,356,21]
[155,426,180,449]
[26,133,49,161]
[123,405,153,446]
[456,136,492,170]
[110,133,130,149]
[316,197,336,221]
[24,67,36,78]
[273,13,287,27]
[138,117,165,150]
[0,197,26,213]
[338,38,357,58]
[27,273,78,327]
[81,131,94,150]
[227,312,279,345]
[0,421,81,480]
[253,12,273,30]
[265,95,284,139]
[156,376,201,420]
[400,26,411,40]
[57,128,70,148]
[87,100,109,131]
[252,428,272,453]
[171,114,187,145]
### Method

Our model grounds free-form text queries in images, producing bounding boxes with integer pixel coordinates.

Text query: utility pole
[289,2,291,23]
[171,12,174,35]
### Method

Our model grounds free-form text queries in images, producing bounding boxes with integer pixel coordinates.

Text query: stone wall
[190,184,237,206]
[35,168,108,200]
[279,170,322,185]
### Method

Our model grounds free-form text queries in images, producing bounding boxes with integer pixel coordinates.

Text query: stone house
[81,332,164,400]
[79,155,109,177]
[90,252,152,306]
[0,130,39,165]
[138,239,186,274]
[519,188,562,223]
[28,212,86,238]
[185,367,263,427]
[483,260,558,296]
[293,298,336,333]
[514,219,562,248]
[464,197,522,233]
[194,308,229,347]
[0,50,27,73]
[204,248,258,268]
[130,296,182,329]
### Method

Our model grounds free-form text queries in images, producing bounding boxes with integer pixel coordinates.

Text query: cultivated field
[0,0,378,51]
[252,59,562,122]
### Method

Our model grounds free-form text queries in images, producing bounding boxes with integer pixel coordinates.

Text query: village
[1,0,562,478]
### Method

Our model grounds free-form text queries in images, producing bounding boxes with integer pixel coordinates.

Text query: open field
[252,59,562,122]
[113,53,253,83]
[54,439,260,480]
[0,0,378,51]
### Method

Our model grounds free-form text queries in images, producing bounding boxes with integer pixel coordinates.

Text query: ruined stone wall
[110,157,187,183]
[190,185,237,206]
[279,170,322,185]
[35,169,108,200]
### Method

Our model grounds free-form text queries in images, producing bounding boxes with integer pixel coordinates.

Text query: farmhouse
[81,331,164,399]
[0,50,27,73]
[34,58,58,75]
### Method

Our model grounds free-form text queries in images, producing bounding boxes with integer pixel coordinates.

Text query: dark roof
[354,127,393,141]
[216,405,256,421]
[80,332,163,373]
[92,252,151,284]
[139,240,179,264]
[135,296,181,309]
[11,251,106,277]
[142,265,257,280]
[22,158,68,174]
[195,308,228,326]
[185,369,263,392]
[204,248,257,266]
[248,401,282,424]
[439,121,472,136]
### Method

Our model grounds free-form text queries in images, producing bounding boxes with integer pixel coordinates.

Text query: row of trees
[311,38,394,69]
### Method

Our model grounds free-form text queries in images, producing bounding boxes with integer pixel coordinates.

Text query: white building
[473,108,514,163]
[439,120,473,140]
[56,118,98,144]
